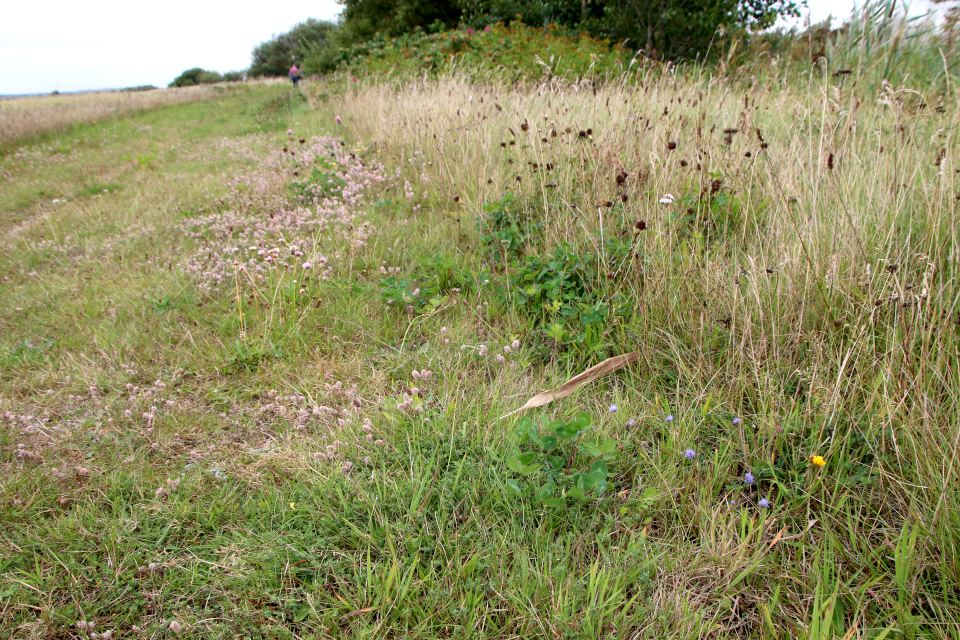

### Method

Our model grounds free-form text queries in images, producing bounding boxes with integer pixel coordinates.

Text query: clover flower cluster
[178,136,390,295]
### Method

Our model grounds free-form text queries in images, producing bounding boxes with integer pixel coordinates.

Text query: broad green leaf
[520,463,541,476]
[540,435,558,451]
[590,459,608,479]
[518,452,538,466]
[547,455,567,470]
[541,497,566,508]
[594,478,608,495]
[567,486,587,500]
[506,479,522,495]
[539,483,556,499]
[506,457,523,473]
[582,443,603,458]
[574,473,597,491]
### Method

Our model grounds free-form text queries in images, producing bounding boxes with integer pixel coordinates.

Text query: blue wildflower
[685,448,696,460]
[666,414,674,422]
[732,417,741,425]
[609,404,618,413]
[745,472,755,485]
[759,498,770,508]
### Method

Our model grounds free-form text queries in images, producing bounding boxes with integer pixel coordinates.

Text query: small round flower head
[340,461,354,473]
[512,339,520,350]
[169,620,182,633]
[626,419,635,427]
[286,128,293,134]
[811,455,826,467]
[744,472,755,485]
[301,262,311,269]
[759,498,770,509]
[609,404,618,413]
[666,414,674,422]
[732,417,741,425]
[684,448,696,460]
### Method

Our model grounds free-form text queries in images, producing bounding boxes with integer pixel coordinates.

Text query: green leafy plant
[504,412,616,509]
[378,277,445,314]
[477,192,543,262]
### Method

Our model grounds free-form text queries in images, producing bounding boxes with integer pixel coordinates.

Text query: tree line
[245,0,801,78]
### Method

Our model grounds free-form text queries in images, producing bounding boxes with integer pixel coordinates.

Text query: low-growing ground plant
[504,412,616,508]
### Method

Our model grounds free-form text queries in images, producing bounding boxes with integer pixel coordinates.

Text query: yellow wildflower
[811,455,826,467]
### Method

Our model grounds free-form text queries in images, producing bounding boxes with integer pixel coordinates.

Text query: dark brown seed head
[486,178,493,184]
[604,201,613,208]
[453,195,460,202]
[578,130,587,138]
[586,128,593,136]
[667,141,677,150]
[680,159,688,167]
[515,175,522,182]
[886,263,898,273]
[635,220,647,231]
[621,194,629,203]
[520,122,529,131]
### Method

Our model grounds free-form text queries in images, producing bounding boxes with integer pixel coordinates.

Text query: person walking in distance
[289,63,300,87]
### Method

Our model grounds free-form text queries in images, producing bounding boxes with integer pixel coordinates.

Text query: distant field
[0,80,288,149]
[0,65,958,639]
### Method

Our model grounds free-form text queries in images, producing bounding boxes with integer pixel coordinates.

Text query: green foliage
[507,238,631,360]
[477,192,543,262]
[503,412,616,508]
[316,21,627,79]
[289,163,347,202]
[120,85,158,92]
[169,67,225,87]
[378,277,446,314]
[336,0,463,47]
[249,19,339,77]
[591,0,800,59]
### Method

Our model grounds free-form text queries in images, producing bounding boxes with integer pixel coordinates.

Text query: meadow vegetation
[1,18,960,640]
[0,82,282,152]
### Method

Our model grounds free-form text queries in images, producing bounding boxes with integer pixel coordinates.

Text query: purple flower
[666,414,674,422]
[685,449,696,460]
[745,472,754,485]
[759,498,770,508]
[484,26,491,30]
[626,419,635,427]
[732,417,741,424]
[286,129,293,134]
[609,404,618,413]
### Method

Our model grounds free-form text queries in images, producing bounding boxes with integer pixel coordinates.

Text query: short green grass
[1,65,959,640]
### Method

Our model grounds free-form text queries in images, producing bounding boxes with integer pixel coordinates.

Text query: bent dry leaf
[499,352,639,419]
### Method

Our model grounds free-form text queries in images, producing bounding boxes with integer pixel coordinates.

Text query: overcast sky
[0,0,934,95]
